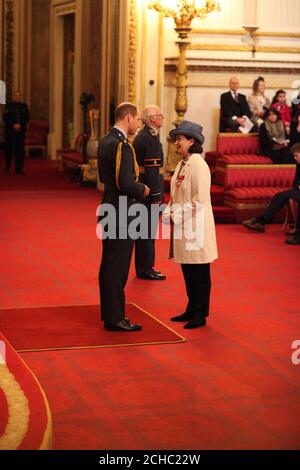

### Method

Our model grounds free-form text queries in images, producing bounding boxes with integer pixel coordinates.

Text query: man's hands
[237,117,246,126]
[13,123,21,131]
[143,185,150,197]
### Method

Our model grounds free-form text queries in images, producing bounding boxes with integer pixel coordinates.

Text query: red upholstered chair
[223,164,296,222]
[25,120,49,157]
[57,134,84,172]
[223,164,295,190]
[207,133,266,182]
[216,133,260,155]
[213,133,273,184]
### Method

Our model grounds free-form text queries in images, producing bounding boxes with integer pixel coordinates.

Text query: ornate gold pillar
[174,36,190,125]
[127,0,137,103]
[0,0,4,79]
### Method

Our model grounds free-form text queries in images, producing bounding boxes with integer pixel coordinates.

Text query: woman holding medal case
[163,121,218,329]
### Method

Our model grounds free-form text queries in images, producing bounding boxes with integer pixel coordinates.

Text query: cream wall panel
[142,9,159,107]
[257,0,300,32]
[193,0,245,28]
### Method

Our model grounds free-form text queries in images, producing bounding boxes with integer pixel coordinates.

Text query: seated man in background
[242,143,300,245]
[220,77,253,133]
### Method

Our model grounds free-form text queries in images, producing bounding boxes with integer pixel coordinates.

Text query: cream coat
[163,153,218,264]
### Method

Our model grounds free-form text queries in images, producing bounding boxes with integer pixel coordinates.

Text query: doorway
[62,13,75,148]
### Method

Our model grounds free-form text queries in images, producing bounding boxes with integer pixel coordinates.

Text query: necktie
[233,92,239,103]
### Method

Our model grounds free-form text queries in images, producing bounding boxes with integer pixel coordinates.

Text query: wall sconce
[242,25,259,58]
[148,1,221,125]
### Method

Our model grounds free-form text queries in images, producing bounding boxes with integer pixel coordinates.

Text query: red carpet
[0,156,300,449]
[0,333,52,450]
[0,304,185,352]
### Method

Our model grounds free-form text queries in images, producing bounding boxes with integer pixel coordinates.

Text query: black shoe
[285,237,300,245]
[242,218,265,232]
[184,319,207,329]
[170,312,193,322]
[137,272,166,280]
[105,318,142,332]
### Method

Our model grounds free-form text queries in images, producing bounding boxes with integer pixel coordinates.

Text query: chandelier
[148,0,221,124]
[148,0,221,30]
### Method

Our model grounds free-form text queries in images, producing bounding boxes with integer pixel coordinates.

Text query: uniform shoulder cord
[115,142,140,190]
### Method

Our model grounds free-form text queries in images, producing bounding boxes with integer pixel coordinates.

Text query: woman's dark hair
[265,107,281,120]
[271,89,286,105]
[188,138,203,155]
[253,76,265,93]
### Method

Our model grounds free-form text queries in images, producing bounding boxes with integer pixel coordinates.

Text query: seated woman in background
[259,108,293,164]
[291,102,300,146]
[248,76,270,128]
[271,89,291,134]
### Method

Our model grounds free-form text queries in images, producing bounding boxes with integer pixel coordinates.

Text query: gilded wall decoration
[4,0,14,99]
[128,0,137,103]
[188,44,300,54]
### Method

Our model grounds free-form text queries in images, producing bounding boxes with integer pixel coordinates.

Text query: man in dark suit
[242,143,300,245]
[97,102,150,331]
[3,90,29,174]
[133,105,166,281]
[220,77,253,132]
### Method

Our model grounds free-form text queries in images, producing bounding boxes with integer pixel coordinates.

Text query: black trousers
[181,263,211,320]
[135,203,159,276]
[258,189,300,229]
[99,236,134,324]
[5,133,25,173]
[221,118,240,132]
[264,148,293,164]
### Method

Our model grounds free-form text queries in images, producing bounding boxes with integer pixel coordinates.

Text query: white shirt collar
[114,126,127,139]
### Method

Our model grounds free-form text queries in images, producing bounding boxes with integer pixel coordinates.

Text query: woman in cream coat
[163,121,218,329]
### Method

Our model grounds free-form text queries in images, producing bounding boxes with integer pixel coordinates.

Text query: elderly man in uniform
[3,90,29,174]
[133,104,166,280]
[97,102,150,331]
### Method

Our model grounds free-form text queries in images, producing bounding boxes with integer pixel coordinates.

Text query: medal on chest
[176,175,185,188]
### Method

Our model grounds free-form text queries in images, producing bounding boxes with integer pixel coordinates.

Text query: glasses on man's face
[151,114,164,119]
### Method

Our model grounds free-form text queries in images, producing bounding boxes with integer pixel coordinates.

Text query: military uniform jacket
[133,125,164,203]
[97,127,145,227]
[3,101,30,137]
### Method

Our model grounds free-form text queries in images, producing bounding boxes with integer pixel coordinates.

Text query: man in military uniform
[133,105,166,280]
[97,102,150,332]
[3,90,29,174]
